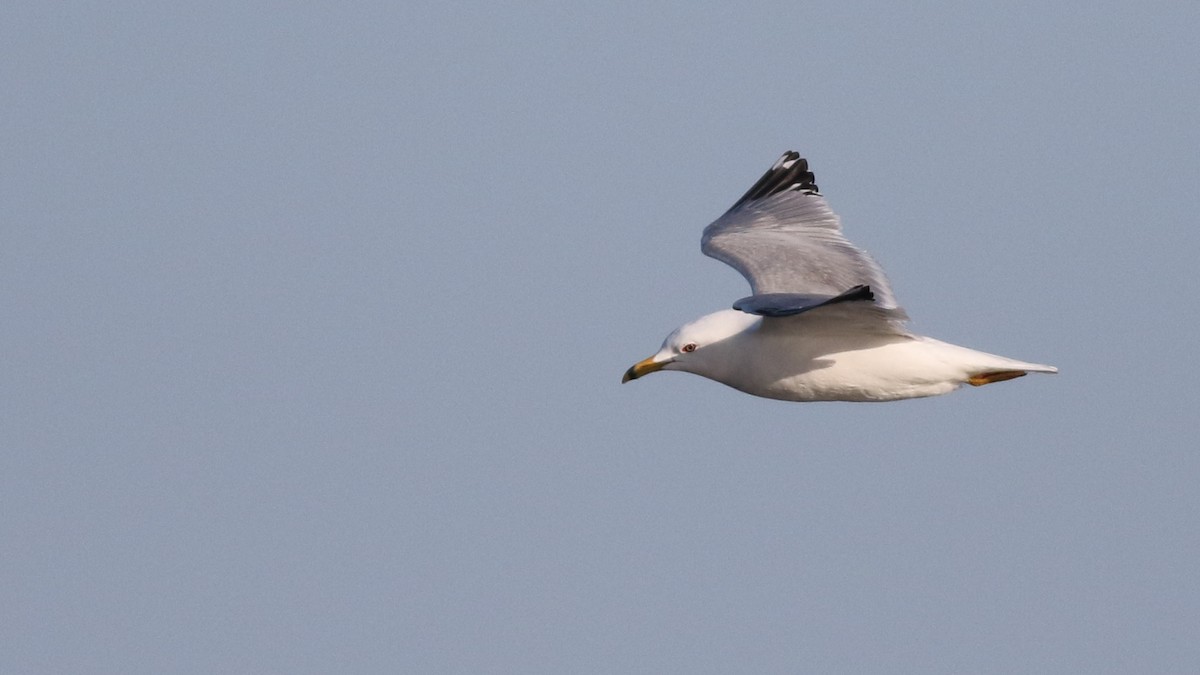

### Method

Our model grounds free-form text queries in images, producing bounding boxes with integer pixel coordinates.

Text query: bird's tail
[919,337,1057,387]
[963,354,1057,387]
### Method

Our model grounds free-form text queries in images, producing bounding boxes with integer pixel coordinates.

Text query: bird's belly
[739,338,964,402]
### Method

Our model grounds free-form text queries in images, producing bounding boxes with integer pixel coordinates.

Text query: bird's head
[622,309,756,383]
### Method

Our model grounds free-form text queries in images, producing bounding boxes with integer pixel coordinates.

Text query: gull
[622,151,1057,402]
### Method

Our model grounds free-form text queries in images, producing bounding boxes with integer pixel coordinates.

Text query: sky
[2,1,1199,673]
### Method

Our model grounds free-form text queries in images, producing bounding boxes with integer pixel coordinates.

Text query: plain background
[3,2,1198,673]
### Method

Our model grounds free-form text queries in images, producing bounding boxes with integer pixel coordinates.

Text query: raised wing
[701,152,904,314]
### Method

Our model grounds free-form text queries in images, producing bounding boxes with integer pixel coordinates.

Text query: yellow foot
[968,370,1028,386]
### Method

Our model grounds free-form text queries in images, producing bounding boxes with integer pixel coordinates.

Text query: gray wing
[732,285,874,318]
[701,151,905,317]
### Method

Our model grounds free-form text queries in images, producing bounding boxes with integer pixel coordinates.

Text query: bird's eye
[681,343,697,353]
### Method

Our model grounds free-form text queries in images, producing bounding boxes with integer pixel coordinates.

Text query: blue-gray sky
[3,2,1198,673]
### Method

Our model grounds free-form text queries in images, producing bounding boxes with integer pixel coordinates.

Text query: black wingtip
[728,151,820,211]
[838,284,875,304]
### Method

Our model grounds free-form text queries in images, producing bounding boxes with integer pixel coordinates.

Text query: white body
[649,309,1057,402]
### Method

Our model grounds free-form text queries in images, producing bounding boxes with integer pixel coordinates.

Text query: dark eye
[681,343,697,353]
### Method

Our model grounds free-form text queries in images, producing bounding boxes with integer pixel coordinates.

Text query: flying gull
[622,151,1057,402]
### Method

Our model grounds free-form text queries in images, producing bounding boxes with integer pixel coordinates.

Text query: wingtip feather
[727,151,820,212]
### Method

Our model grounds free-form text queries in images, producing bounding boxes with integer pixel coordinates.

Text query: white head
[622,309,759,383]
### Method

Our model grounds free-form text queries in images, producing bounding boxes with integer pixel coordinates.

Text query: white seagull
[622,151,1057,402]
